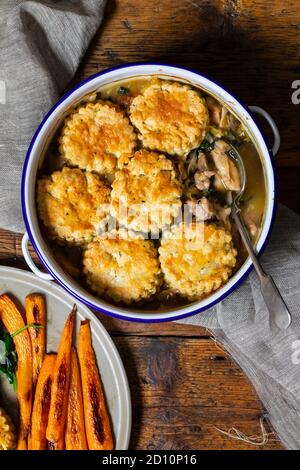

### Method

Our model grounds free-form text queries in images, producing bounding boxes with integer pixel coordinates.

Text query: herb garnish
[201,187,217,198]
[0,332,17,390]
[118,86,130,96]
[0,324,44,391]
[199,136,215,153]
[198,132,215,153]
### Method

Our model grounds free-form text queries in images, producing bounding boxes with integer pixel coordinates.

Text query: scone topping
[37,167,111,244]
[129,81,209,157]
[59,101,137,178]
[159,222,237,300]
[83,233,162,304]
[110,149,182,233]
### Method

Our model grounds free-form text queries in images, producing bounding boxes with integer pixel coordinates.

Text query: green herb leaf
[4,334,13,352]
[12,373,17,392]
[10,350,17,363]
[118,86,130,96]
[199,136,215,153]
[11,323,44,338]
[0,323,43,390]
[201,188,217,198]
[0,365,16,389]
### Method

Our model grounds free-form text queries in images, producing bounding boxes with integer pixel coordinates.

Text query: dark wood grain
[75,0,300,170]
[115,337,283,449]
[2,0,298,449]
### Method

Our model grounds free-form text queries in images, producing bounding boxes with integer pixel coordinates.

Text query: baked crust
[37,167,111,244]
[159,222,237,300]
[83,233,162,303]
[59,101,137,177]
[129,80,209,156]
[110,149,182,233]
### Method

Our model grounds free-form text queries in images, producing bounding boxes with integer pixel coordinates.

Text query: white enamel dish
[0,266,131,449]
[21,63,280,323]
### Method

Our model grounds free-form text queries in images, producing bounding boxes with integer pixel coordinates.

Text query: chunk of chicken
[206,97,229,128]
[187,197,216,221]
[186,151,198,176]
[197,152,209,172]
[206,96,222,126]
[213,202,232,232]
[186,197,235,242]
[193,152,215,191]
[194,170,215,191]
[210,140,241,192]
[227,113,240,133]
[187,196,232,233]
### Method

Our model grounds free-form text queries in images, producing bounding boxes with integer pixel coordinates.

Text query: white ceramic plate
[0,266,131,450]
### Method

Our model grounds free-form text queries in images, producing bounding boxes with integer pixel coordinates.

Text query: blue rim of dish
[21,62,278,323]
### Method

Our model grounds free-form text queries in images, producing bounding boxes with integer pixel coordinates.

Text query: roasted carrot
[65,347,87,450]
[0,294,33,450]
[78,320,114,450]
[25,294,46,388]
[29,354,56,450]
[46,306,75,449]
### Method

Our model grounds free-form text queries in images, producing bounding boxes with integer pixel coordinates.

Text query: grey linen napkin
[1,0,300,452]
[0,0,106,233]
[179,203,300,450]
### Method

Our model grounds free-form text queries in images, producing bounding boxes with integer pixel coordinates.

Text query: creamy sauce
[238,141,266,229]
[40,75,267,311]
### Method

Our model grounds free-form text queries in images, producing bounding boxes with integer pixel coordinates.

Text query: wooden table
[2,0,300,449]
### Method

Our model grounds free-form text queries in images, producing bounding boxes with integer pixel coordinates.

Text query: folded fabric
[2,1,299,451]
[179,204,300,449]
[0,0,106,233]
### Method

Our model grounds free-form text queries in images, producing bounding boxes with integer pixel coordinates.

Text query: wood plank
[0,0,296,450]
[114,336,283,449]
[95,314,211,337]
[131,408,282,450]
[277,167,300,214]
[74,0,300,168]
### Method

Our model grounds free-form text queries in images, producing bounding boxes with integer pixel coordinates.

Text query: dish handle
[22,233,53,281]
[249,106,280,156]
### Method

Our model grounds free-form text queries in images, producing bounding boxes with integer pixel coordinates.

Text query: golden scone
[110,149,182,233]
[159,222,237,300]
[37,167,111,244]
[83,233,162,304]
[129,80,209,156]
[59,101,137,177]
[0,407,16,450]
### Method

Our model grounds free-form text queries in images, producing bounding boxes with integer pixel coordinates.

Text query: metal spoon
[227,144,291,330]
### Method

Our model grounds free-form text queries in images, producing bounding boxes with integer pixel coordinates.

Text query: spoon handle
[232,206,291,330]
